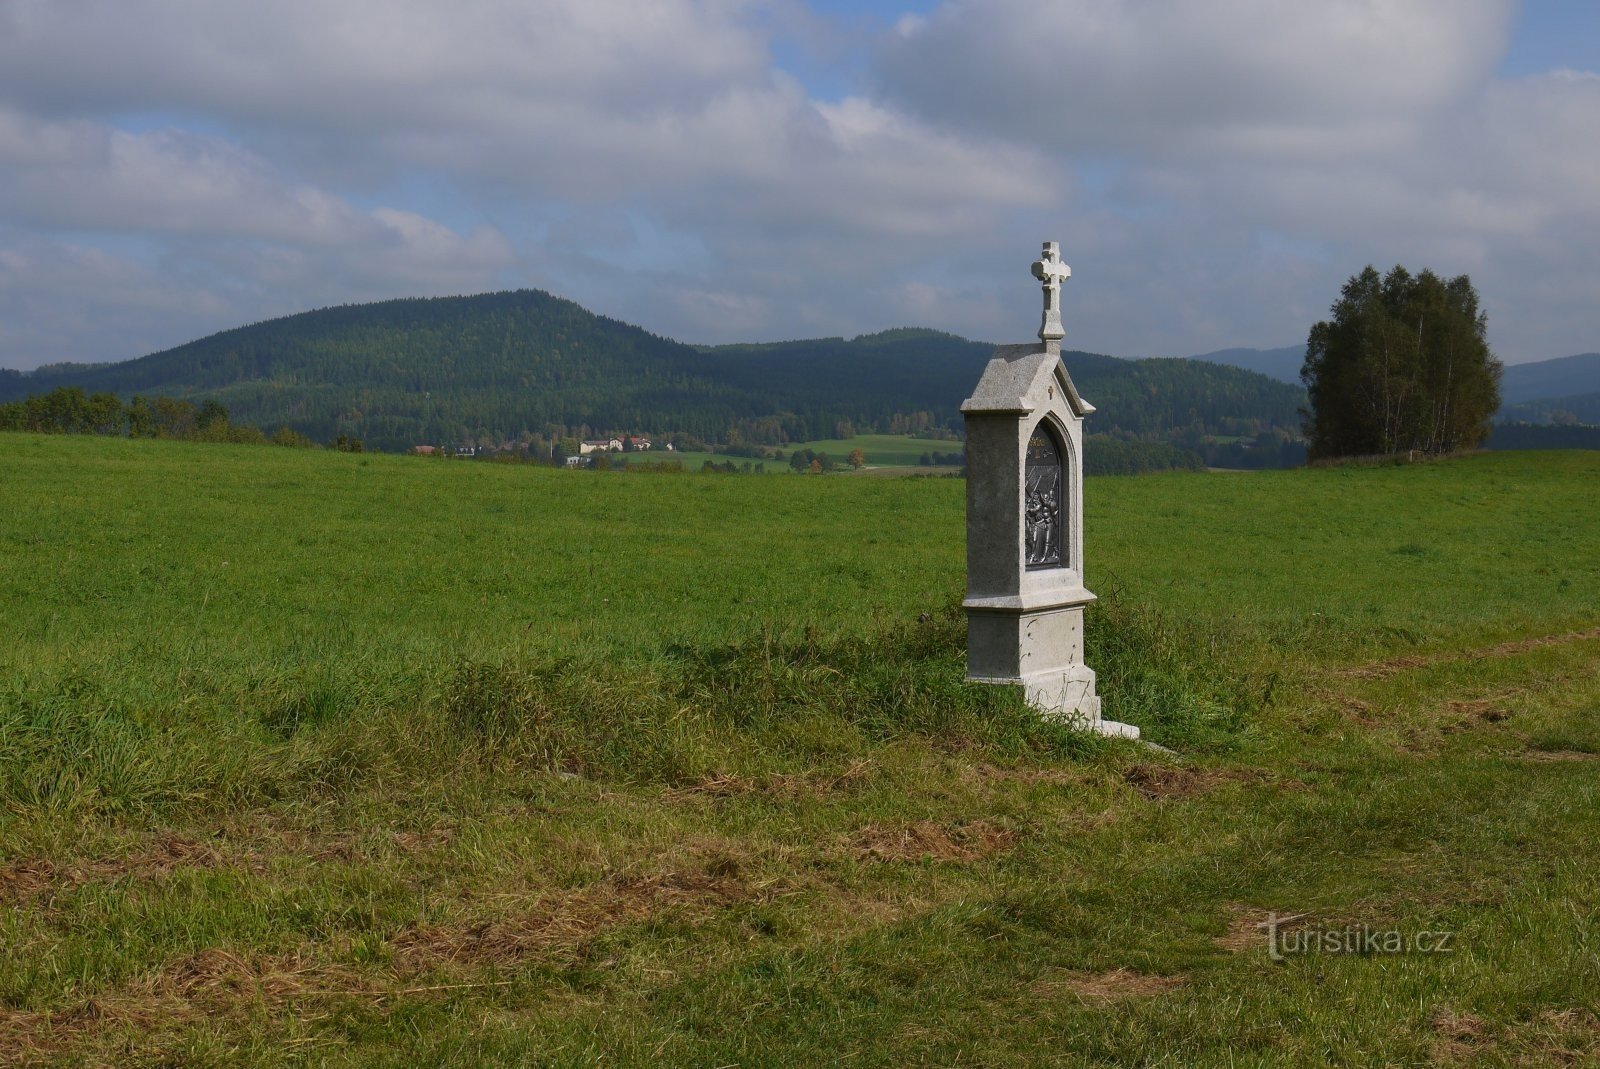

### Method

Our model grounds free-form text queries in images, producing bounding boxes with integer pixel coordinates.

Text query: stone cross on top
[1030,241,1070,348]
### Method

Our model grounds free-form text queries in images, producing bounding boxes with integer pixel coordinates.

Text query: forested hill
[0,289,1305,452]
[1,291,739,451]
[703,334,1304,442]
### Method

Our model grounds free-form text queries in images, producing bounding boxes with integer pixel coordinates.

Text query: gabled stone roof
[960,344,1095,417]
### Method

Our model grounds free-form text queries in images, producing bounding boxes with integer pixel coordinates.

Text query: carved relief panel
[1025,424,1064,569]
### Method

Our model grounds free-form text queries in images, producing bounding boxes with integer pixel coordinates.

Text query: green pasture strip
[641,435,959,470]
[628,450,720,468]
[2,436,1598,1066]
[1,433,961,662]
[1089,450,1600,656]
[781,433,963,467]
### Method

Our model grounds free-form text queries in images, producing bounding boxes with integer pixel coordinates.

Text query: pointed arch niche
[1024,418,1068,570]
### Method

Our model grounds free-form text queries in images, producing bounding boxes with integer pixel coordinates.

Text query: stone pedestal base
[965,601,1138,739]
[968,662,1139,739]
[1021,665,1139,739]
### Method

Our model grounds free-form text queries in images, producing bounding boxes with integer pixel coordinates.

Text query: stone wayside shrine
[961,241,1138,739]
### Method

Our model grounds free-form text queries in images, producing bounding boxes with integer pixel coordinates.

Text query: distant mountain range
[1499,353,1600,406]
[1184,346,1600,422]
[1500,392,1600,425]
[0,289,1305,453]
[4,289,1589,451]
[1181,346,1306,384]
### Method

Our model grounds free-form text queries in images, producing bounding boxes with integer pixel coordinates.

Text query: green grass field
[632,433,960,472]
[3,436,1600,1066]
[781,433,964,468]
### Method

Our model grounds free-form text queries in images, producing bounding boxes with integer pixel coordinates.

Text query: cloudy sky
[0,0,1595,370]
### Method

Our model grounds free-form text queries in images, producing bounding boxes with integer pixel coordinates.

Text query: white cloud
[879,0,1516,161]
[0,113,517,366]
[0,238,232,368]
[0,1,1593,367]
[862,0,1600,360]
[0,0,767,126]
[1082,66,1600,357]
[0,116,361,243]
[0,2,1059,360]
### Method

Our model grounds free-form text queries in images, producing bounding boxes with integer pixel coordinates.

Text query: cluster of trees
[1162,426,1308,470]
[1197,434,1308,471]
[1302,266,1501,459]
[918,450,964,466]
[1083,436,1205,475]
[1499,392,1600,426]
[0,385,360,451]
[1487,423,1600,451]
[1082,358,1303,442]
[787,448,838,472]
[1,386,262,442]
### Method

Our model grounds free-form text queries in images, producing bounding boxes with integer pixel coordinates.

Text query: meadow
[615,432,960,472]
[2,435,1599,1066]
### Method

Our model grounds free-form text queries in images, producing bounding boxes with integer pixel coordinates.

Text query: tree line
[1486,423,1600,452]
[0,386,348,450]
[1084,437,1205,475]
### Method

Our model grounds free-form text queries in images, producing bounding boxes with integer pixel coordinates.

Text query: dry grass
[1430,1005,1491,1063]
[1510,1007,1600,1066]
[1429,1005,1600,1066]
[1032,967,1186,1004]
[145,946,376,1008]
[0,821,466,910]
[846,820,1017,863]
[0,1006,89,1067]
[1445,697,1515,724]
[1118,763,1277,801]
[0,833,220,905]
[0,854,763,1064]
[391,867,757,970]
[1212,905,1304,954]
[664,760,877,803]
[1339,626,1600,680]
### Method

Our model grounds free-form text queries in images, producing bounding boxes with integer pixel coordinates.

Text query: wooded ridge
[0,289,1306,454]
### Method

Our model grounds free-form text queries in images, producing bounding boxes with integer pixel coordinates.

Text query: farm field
[3,436,1600,1066]
[778,432,964,468]
[607,433,961,472]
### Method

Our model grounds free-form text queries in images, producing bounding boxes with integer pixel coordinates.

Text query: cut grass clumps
[1086,584,1266,751]
[442,594,1268,786]
[440,607,1110,788]
[0,675,245,817]
[0,591,1269,821]
[0,672,404,819]
[667,605,1104,763]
